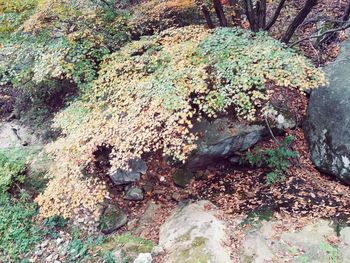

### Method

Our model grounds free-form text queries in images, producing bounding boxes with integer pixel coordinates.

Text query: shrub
[245,136,298,185]
[0,0,38,36]
[0,148,27,194]
[37,26,325,219]
[0,0,130,127]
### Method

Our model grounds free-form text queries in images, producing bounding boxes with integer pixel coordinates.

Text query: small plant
[0,193,42,261]
[319,241,339,263]
[0,148,27,194]
[245,136,298,185]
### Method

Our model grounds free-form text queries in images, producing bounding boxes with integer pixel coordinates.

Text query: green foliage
[0,0,131,128]
[0,148,27,194]
[100,233,154,263]
[0,0,38,36]
[64,228,105,262]
[0,193,42,261]
[245,136,298,185]
[319,241,339,263]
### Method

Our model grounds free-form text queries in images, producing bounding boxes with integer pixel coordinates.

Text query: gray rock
[304,34,350,185]
[0,121,40,149]
[125,187,144,201]
[172,168,193,188]
[185,117,265,170]
[133,253,152,263]
[240,219,349,263]
[99,204,128,234]
[159,200,231,263]
[110,158,147,185]
[134,201,161,237]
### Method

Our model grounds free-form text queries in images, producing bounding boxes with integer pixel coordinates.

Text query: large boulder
[241,219,350,263]
[185,117,266,170]
[304,36,350,184]
[158,200,232,263]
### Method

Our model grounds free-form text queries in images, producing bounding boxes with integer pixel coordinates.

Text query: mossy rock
[172,168,193,188]
[99,204,128,234]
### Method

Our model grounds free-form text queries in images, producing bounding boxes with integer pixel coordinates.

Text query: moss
[176,226,197,242]
[101,232,153,254]
[173,236,211,263]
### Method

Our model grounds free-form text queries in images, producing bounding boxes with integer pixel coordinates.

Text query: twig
[264,115,279,144]
[288,22,350,47]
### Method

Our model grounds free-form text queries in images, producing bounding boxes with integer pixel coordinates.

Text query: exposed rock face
[110,158,148,185]
[0,121,39,148]
[241,219,350,263]
[158,200,231,263]
[185,118,265,170]
[304,36,350,185]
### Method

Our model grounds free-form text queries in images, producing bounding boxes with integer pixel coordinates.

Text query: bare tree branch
[288,22,350,47]
[213,0,228,27]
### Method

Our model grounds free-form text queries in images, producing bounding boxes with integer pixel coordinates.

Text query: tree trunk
[282,0,318,44]
[342,0,350,22]
[265,0,286,30]
[201,5,215,28]
[213,0,228,27]
[244,0,257,31]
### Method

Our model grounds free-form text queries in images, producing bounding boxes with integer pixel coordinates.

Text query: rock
[304,35,350,184]
[99,204,128,234]
[172,168,193,188]
[133,253,152,263]
[159,200,231,263]
[0,121,39,149]
[151,245,164,256]
[110,158,148,185]
[185,117,265,170]
[240,219,349,263]
[125,187,144,201]
[134,201,161,237]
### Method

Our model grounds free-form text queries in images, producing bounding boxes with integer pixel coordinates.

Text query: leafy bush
[0,0,131,127]
[0,148,27,194]
[245,136,298,185]
[0,193,42,261]
[0,0,38,36]
[36,26,325,219]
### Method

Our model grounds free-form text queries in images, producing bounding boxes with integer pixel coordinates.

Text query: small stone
[125,187,144,201]
[41,240,49,248]
[113,249,123,262]
[110,158,147,185]
[151,245,164,256]
[133,253,152,263]
[172,168,193,188]
[45,254,53,262]
[142,181,155,193]
[171,191,189,202]
[56,238,64,245]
